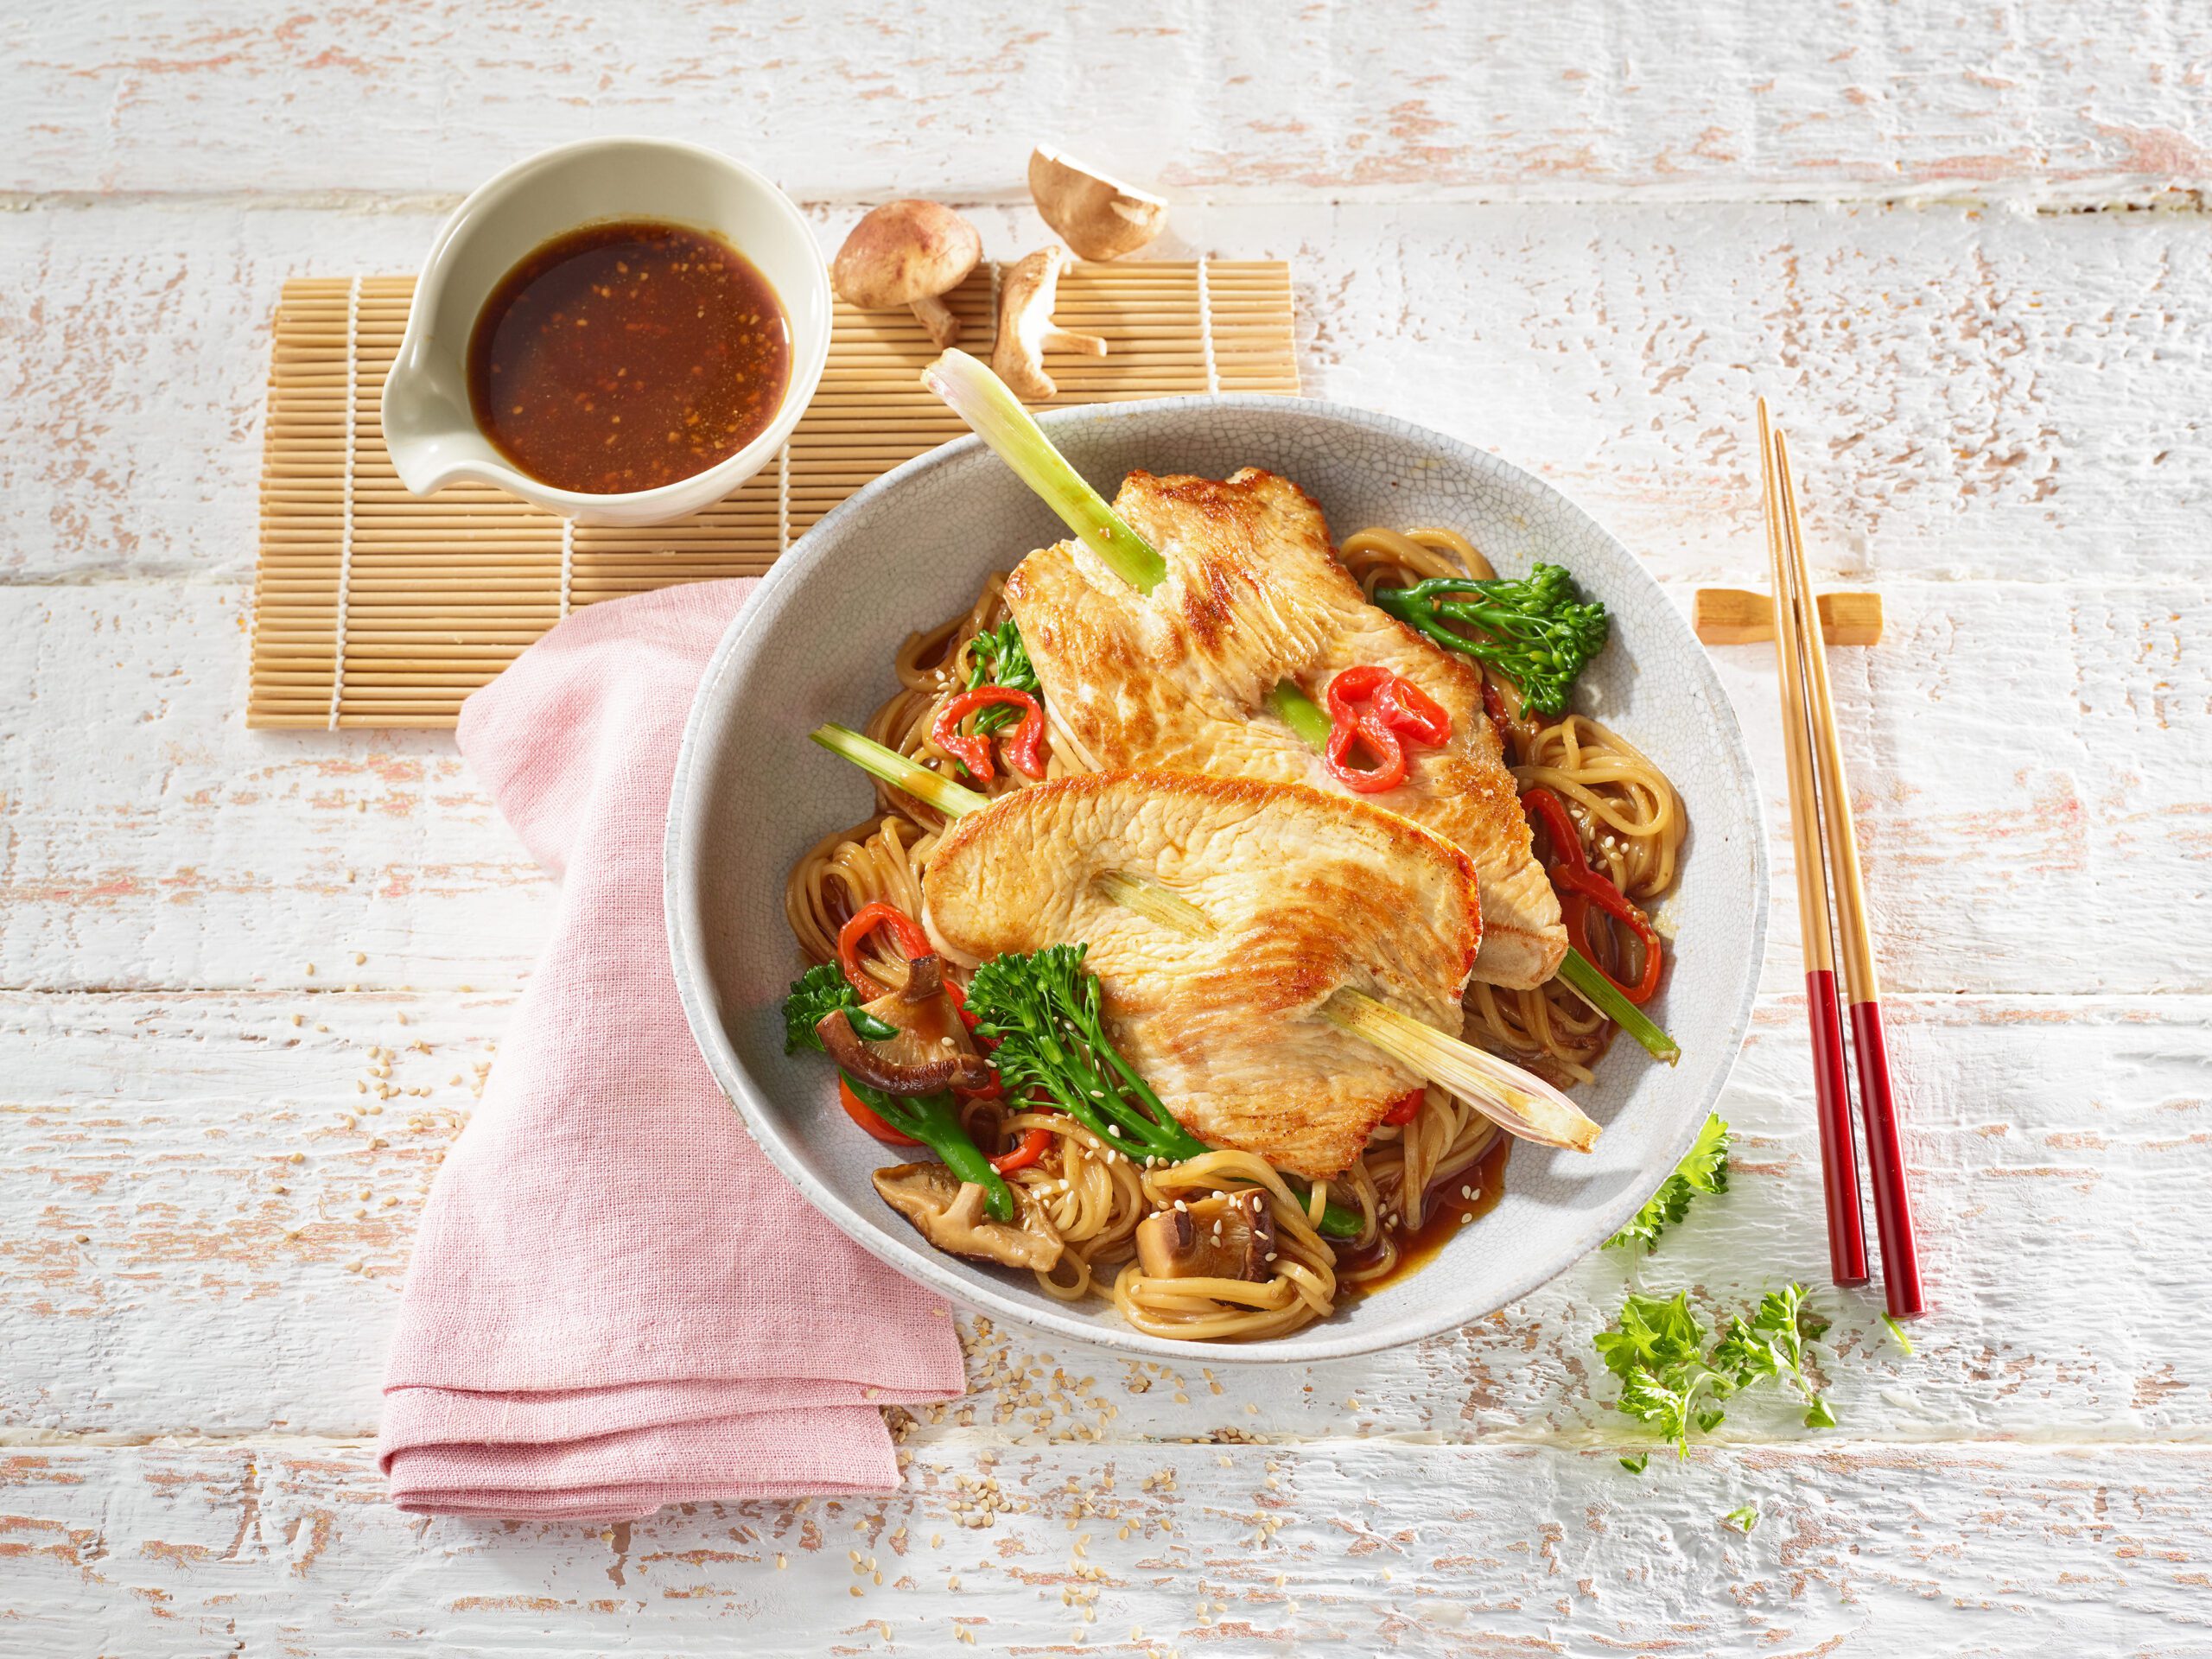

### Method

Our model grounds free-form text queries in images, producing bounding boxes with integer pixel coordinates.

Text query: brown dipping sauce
[1341,1134,1512,1295]
[467,219,791,494]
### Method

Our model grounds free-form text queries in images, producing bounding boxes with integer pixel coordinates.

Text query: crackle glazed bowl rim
[664,394,1767,1364]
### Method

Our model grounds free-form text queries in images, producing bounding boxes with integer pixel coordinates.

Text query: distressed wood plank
[2,577,2202,996]
[10,200,2212,586]
[4,991,2205,1441]
[5,11,2210,1641]
[11,2,2212,203]
[5,1440,2209,1656]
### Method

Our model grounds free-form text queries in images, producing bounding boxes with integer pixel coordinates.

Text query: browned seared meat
[921,770,1483,1180]
[1004,467,1566,988]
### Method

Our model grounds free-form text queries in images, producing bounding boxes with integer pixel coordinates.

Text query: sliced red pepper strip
[836,901,933,1001]
[1522,786,1664,1005]
[839,1075,924,1147]
[1375,676,1452,747]
[990,1126,1055,1173]
[1479,677,1516,750]
[931,685,1047,785]
[1562,883,1664,1005]
[1325,712,1407,792]
[1381,1087,1426,1126]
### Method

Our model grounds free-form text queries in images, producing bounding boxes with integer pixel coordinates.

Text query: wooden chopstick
[1770,424,1924,1318]
[1758,400,1870,1290]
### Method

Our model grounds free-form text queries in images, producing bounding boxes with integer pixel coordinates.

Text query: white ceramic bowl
[382,137,831,527]
[665,397,1767,1363]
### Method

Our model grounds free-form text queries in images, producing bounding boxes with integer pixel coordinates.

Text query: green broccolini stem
[781,961,1014,1220]
[845,1074,1014,1221]
[1371,567,1609,718]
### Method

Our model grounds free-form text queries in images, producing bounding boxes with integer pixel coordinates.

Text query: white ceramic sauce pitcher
[381,137,831,528]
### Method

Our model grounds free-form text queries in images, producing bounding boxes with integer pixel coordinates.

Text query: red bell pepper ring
[1380,1087,1426,1127]
[1325,713,1408,793]
[1521,786,1664,1005]
[931,685,1047,785]
[990,1126,1055,1174]
[1375,677,1452,747]
[1321,665,1453,792]
[836,900,933,1001]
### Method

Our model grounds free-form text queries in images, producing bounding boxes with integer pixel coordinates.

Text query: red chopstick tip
[1847,998,1924,1319]
[1804,969,1870,1287]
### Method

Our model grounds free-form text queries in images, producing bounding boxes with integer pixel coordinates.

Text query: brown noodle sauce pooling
[467,219,790,494]
[1338,1133,1511,1294]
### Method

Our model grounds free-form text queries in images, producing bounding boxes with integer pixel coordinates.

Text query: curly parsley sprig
[1605,1112,1729,1254]
[1598,1282,1834,1461]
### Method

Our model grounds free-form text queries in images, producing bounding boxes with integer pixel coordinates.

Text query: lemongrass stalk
[810,724,988,819]
[1318,987,1602,1152]
[1556,948,1680,1065]
[1094,869,1213,937]
[921,348,1167,594]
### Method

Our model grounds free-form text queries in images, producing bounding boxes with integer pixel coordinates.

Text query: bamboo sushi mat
[249,260,1300,728]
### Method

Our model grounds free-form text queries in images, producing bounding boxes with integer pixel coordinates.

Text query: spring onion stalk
[811,723,989,818]
[1267,680,1332,747]
[922,349,1167,594]
[1318,987,1602,1152]
[1557,948,1681,1066]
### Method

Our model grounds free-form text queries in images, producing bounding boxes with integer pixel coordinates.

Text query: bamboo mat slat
[249,261,1300,729]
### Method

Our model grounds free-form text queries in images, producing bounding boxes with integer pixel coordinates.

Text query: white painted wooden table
[6,6,2209,1653]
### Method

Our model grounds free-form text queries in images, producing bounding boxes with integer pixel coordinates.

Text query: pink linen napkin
[378,579,965,1521]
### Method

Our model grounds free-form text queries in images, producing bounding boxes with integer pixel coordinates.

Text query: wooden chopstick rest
[1694,588,1883,647]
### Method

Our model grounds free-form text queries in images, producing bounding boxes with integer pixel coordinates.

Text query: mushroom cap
[1134,1192,1276,1283]
[832,200,983,309]
[874,1161,1064,1273]
[1028,147,1168,262]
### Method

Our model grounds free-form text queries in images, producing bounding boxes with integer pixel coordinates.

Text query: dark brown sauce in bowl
[467,219,791,495]
[1341,1134,1512,1296]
